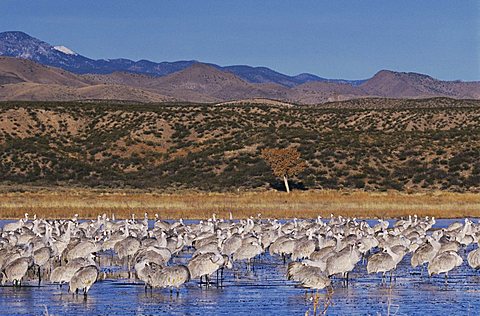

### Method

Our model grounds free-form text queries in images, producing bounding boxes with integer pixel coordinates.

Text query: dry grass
[0,189,478,220]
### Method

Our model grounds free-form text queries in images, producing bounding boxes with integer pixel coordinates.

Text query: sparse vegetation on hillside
[0,98,479,192]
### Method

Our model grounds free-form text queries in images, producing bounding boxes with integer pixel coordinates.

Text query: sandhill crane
[287,261,327,282]
[232,237,263,269]
[50,221,72,261]
[166,234,185,255]
[287,260,331,301]
[291,235,316,261]
[0,248,22,272]
[3,213,28,233]
[149,265,190,294]
[51,256,95,286]
[427,251,463,282]
[134,247,171,267]
[325,245,361,286]
[134,259,157,289]
[33,246,52,284]
[446,221,463,232]
[69,265,99,296]
[221,233,242,257]
[188,252,232,286]
[411,237,441,269]
[271,237,296,263]
[438,240,461,254]
[467,245,480,269]
[192,236,221,257]
[66,241,98,261]
[373,219,389,233]
[298,272,331,291]
[114,236,141,277]
[4,213,480,299]
[310,246,336,263]
[2,256,33,286]
[367,246,402,283]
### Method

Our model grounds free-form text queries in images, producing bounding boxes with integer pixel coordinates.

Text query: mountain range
[0,31,364,87]
[0,31,479,104]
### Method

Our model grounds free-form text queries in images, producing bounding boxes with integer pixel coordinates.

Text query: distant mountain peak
[0,31,34,40]
[373,69,435,80]
[166,62,244,82]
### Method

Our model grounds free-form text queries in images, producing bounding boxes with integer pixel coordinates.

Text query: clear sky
[1,0,478,80]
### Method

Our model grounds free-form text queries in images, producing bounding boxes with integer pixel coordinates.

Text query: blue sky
[1,0,478,80]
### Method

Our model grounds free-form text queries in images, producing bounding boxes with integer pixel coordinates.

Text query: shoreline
[0,189,478,220]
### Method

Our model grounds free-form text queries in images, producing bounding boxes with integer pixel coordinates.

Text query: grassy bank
[0,189,479,220]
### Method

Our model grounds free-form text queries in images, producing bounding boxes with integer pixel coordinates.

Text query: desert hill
[1,57,479,104]
[0,98,478,192]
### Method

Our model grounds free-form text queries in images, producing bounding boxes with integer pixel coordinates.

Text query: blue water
[0,219,479,315]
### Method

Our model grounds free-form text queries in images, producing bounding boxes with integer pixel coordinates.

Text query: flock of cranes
[1,213,480,297]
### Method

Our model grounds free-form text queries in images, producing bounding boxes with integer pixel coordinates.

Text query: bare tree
[261,147,306,193]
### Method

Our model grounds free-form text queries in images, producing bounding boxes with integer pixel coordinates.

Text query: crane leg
[221,268,224,286]
[127,255,131,279]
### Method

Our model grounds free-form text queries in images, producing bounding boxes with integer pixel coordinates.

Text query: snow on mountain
[53,45,77,55]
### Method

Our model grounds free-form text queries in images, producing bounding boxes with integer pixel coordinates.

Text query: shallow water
[1,218,479,315]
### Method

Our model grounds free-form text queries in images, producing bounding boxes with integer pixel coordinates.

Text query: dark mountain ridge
[0,31,365,87]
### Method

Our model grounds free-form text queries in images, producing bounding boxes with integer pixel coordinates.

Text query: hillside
[0,57,172,102]
[0,57,89,87]
[0,98,478,192]
[1,57,480,104]
[360,70,480,99]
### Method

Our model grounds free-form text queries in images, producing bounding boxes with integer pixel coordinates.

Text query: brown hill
[0,57,89,87]
[82,71,159,88]
[140,63,289,102]
[85,63,291,102]
[360,70,480,99]
[1,57,480,103]
[0,82,172,102]
[0,57,172,102]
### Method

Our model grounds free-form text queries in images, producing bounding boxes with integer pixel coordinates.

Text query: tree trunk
[283,175,290,193]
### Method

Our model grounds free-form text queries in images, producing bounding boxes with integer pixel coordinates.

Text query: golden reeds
[0,189,478,220]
